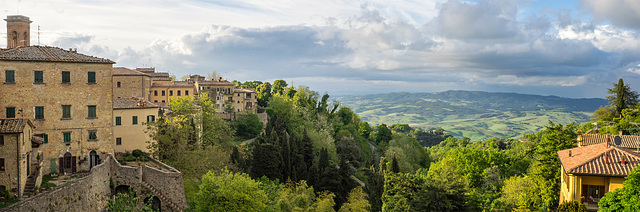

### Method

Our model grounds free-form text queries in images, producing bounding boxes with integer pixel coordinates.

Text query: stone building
[113,67,152,100]
[232,88,258,113]
[4,15,30,49]
[113,98,159,153]
[193,77,236,112]
[150,81,197,107]
[0,16,115,174]
[0,119,39,198]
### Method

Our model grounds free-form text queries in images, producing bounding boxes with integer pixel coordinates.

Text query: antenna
[16,0,20,14]
[38,26,40,45]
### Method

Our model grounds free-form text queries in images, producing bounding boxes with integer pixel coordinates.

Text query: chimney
[605,153,609,164]
[569,150,572,157]
[622,154,627,165]
[219,77,222,82]
[607,137,611,148]
[619,131,623,136]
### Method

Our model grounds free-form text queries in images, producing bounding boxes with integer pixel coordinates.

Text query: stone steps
[141,181,181,211]
[22,176,36,198]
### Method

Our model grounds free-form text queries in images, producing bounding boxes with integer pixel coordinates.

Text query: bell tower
[5,15,31,48]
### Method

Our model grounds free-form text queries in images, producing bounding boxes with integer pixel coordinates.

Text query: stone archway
[89,151,99,170]
[144,196,161,211]
[59,152,76,174]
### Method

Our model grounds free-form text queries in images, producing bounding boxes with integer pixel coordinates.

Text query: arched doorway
[114,185,133,196]
[144,196,161,211]
[59,152,76,174]
[89,151,99,170]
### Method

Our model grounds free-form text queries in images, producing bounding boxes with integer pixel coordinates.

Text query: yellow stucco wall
[560,165,628,203]
[113,107,158,153]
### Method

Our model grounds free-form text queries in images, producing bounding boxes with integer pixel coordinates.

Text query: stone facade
[150,82,196,105]
[232,88,258,114]
[2,154,187,212]
[0,55,115,175]
[113,67,152,100]
[0,119,35,198]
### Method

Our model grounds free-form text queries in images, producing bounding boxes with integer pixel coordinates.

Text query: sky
[2,0,640,98]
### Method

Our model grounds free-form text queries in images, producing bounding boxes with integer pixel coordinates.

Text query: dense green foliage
[233,112,263,138]
[109,189,155,212]
[195,169,267,211]
[599,166,640,212]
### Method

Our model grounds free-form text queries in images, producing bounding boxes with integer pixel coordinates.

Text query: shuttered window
[34,71,43,83]
[62,71,70,83]
[87,72,96,84]
[5,70,14,83]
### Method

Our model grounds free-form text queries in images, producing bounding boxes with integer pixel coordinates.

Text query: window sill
[33,82,45,85]
[60,118,71,120]
[34,119,45,121]
[87,139,97,142]
[3,82,15,84]
[63,142,71,145]
[86,117,98,119]
[87,83,97,85]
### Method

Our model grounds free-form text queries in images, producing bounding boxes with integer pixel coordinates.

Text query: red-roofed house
[558,141,640,209]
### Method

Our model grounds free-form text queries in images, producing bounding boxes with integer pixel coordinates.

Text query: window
[161,100,165,103]
[147,115,155,122]
[0,159,4,171]
[228,88,231,94]
[62,105,71,119]
[216,96,220,100]
[162,91,165,96]
[63,132,71,143]
[154,100,158,103]
[0,136,4,146]
[5,107,15,118]
[87,71,96,84]
[216,88,220,92]
[35,106,44,120]
[5,70,14,83]
[88,106,97,118]
[62,71,70,83]
[177,90,181,96]
[154,91,158,96]
[132,116,138,125]
[116,137,122,145]
[200,87,203,90]
[116,82,121,88]
[88,130,97,141]
[115,116,121,126]
[169,90,173,96]
[185,90,189,95]
[34,70,43,83]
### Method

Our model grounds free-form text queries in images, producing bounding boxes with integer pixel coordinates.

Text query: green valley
[335,90,606,141]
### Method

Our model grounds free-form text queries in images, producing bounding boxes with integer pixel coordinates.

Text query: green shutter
[35,106,44,119]
[88,72,96,83]
[43,134,48,143]
[6,107,15,118]
[34,71,43,83]
[62,105,71,118]
[63,132,71,142]
[132,116,138,125]
[62,71,70,83]
[88,106,96,118]
[5,70,14,83]
[116,116,121,126]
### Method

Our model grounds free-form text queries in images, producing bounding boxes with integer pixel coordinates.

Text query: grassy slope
[336,91,601,141]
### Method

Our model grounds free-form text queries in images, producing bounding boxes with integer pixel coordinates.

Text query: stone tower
[4,15,31,48]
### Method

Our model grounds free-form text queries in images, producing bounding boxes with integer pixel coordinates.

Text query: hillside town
[0,15,258,211]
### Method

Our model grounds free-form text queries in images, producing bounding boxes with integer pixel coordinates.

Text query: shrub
[557,200,587,212]
[1,190,10,199]
[132,149,144,157]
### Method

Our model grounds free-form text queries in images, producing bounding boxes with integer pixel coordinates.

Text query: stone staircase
[22,175,36,198]
[140,181,182,211]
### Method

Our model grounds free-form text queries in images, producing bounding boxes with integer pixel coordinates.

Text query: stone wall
[2,154,187,211]
[2,155,111,212]
[113,75,152,100]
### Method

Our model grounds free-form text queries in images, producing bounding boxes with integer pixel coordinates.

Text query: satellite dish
[614,136,622,146]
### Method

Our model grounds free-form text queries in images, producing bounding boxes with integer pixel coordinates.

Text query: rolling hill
[334,90,608,141]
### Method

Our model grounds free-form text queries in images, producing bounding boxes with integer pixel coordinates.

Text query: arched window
[23,32,27,40]
[11,31,17,47]
[11,31,17,39]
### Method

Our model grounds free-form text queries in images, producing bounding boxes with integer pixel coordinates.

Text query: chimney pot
[605,154,609,164]
[607,137,611,148]
[569,150,572,157]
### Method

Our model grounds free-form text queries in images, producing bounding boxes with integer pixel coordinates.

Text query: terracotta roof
[558,143,640,176]
[113,67,150,76]
[234,88,256,93]
[0,119,34,133]
[0,46,114,63]
[580,134,640,149]
[151,81,195,88]
[198,80,233,86]
[113,98,159,109]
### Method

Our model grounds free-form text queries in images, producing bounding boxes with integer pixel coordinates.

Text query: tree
[339,187,370,212]
[206,71,223,81]
[233,112,264,138]
[358,122,371,139]
[273,80,288,95]
[194,169,268,212]
[256,82,272,107]
[606,78,639,116]
[375,124,392,144]
[109,189,156,212]
[599,166,640,212]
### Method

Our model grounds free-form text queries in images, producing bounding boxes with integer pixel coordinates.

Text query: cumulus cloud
[428,0,519,39]
[581,0,640,29]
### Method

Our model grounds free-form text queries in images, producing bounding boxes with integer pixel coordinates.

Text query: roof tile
[0,46,114,63]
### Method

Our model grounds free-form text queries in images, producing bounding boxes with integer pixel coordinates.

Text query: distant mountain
[334,90,607,141]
